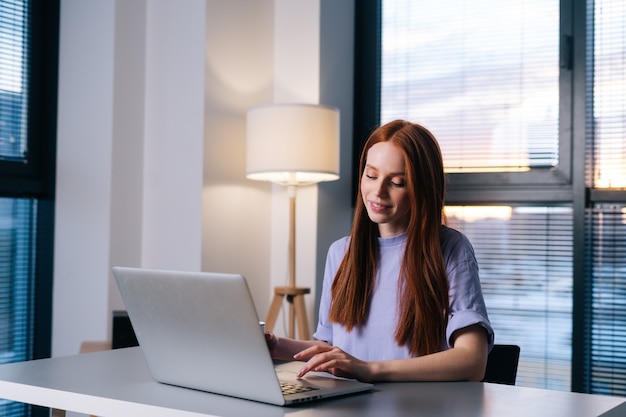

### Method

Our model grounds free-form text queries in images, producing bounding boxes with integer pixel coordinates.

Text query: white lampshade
[246,103,340,185]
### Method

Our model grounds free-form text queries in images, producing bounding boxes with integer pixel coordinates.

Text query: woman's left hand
[293,345,374,381]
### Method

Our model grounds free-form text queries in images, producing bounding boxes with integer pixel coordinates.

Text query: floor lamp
[246,103,340,340]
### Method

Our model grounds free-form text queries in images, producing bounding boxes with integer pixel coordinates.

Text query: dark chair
[482,344,521,385]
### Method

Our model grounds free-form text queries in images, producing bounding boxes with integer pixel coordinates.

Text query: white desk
[0,347,623,417]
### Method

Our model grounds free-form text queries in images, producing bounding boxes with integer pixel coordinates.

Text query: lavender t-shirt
[313,225,494,360]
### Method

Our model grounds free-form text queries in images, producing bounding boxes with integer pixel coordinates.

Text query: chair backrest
[482,344,521,385]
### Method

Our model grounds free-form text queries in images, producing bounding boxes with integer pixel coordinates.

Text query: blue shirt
[313,225,494,360]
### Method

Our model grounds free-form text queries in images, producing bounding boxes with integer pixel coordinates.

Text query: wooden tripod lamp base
[265,286,311,340]
[245,104,340,342]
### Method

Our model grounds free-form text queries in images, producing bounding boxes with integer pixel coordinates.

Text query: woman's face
[361,141,411,238]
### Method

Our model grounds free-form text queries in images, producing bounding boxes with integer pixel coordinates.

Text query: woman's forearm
[371,346,485,382]
[370,325,488,382]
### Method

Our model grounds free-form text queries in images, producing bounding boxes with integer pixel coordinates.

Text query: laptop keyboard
[280,381,319,395]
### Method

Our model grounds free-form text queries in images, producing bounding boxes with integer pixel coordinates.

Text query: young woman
[266,119,493,382]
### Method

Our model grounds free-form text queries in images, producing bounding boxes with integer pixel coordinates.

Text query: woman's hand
[264,332,279,357]
[265,332,331,361]
[280,324,488,383]
[293,344,374,382]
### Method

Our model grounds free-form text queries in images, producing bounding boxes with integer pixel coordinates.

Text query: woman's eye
[365,174,377,180]
[390,177,405,187]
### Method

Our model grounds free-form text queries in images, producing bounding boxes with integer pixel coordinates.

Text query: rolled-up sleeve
[443,229,494,351]
[313,237,350,344]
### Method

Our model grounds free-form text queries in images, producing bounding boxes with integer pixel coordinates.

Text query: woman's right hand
[264,331,331,361]
[265,331,279,357]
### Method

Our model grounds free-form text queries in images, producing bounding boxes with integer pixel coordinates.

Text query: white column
[54,0,206,357]
[141,0,205,271]
[54,0,116,357]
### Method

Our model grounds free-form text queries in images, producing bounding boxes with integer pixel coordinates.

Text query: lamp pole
[288,185,297,289]
[265,185,311,339]
[245,103,340,340]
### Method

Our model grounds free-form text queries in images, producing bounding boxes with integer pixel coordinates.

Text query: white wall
[265,0,356,336]
[202,0,275,321]
[201,0,355,337]
[316,0,356,315]
[268,0,326,336]
[55,0,205,357]
[54,0,354,356]
[55,0,116,357]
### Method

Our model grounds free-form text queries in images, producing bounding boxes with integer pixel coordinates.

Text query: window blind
[0,2,36,416]
[0,0,29,162]
[0,198,35,416]
[591,0,626,189]
[586,205,626,396]
[381,0,560,172]
[584,0,626,396]
[446,206,573,390]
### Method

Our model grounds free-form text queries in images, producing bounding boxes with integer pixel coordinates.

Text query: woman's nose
[374,181,388,197]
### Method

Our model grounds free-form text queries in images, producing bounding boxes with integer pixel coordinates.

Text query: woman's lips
[369,201,389,213]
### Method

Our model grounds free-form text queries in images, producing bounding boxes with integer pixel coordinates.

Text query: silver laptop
[112,266,373,406]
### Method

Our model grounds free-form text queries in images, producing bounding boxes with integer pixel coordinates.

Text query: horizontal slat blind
[583,0,626,396]
[381,0,559,172]
[0,197,34,363]
[586,205,626,396]
[0,0,29,161]
[591,0,626,188]
[0,1,33,415]
[0,197,34,416]
[446,206,573,390]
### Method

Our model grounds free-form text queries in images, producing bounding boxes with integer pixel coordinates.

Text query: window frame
[0,0,57,199]
[0,0,58,364]
[354,0,577,206]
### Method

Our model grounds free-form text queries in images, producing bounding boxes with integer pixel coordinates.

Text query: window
[446,205,573,390]
[590,0,626,189]
[586,205,626,396]
[381,1,561,174]
[354,0,626,394]
[583,0,626,396]
[0,0,57,415]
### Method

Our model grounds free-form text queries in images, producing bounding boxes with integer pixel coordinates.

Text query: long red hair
[329,120,449,356]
